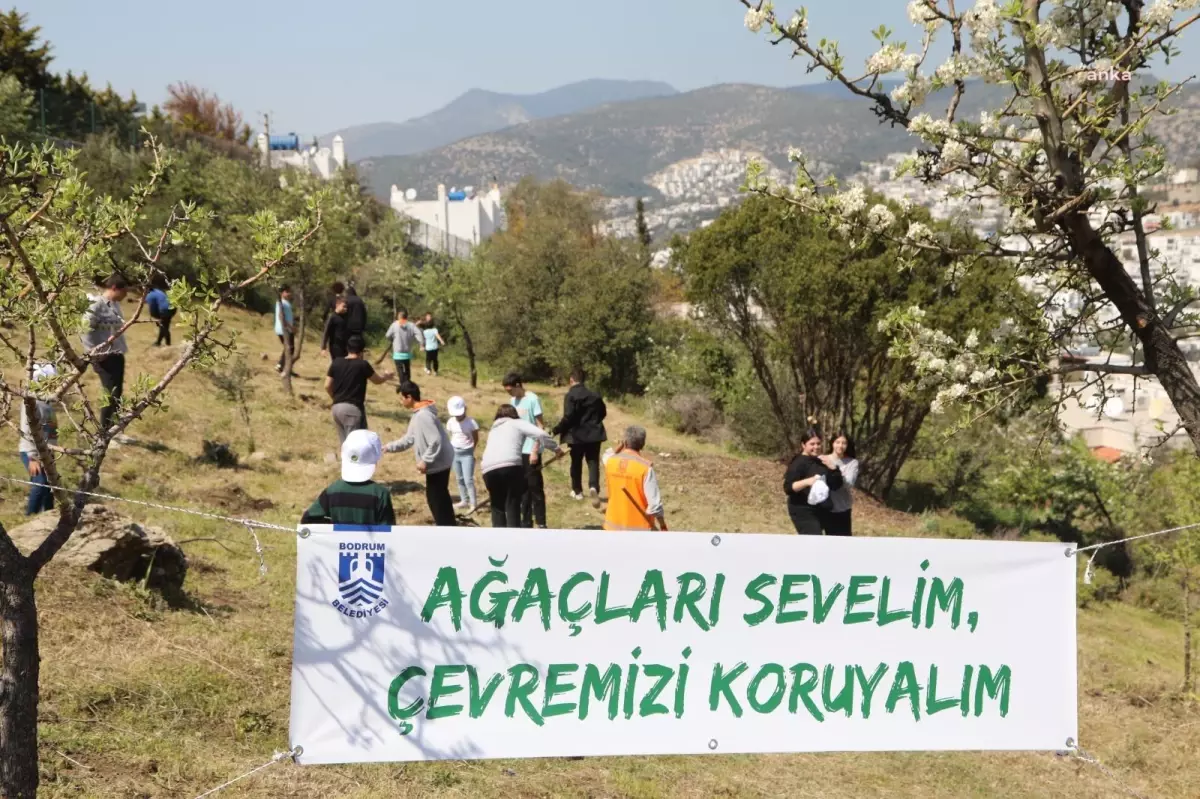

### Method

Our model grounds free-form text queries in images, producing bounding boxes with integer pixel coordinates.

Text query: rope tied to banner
[1058,741,1150,799]
[1067,521,1200,585]
[191,746,301,799]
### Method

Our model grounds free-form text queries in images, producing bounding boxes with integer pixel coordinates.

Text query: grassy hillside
[1,304,1197,798]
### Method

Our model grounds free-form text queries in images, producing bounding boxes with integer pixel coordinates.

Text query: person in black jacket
[320,295,350,360]
[322,281,346,327]
[344,285,367,337]
[782,424,844,535]
[552,368,608,507]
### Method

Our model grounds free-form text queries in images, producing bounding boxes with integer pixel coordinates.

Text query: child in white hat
[445,396,479,510]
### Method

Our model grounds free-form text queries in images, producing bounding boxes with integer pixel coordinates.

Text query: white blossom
[909,113,952,141]
[965,0,1002,40]
[783,10,807,36]
[935,54,976,83]
[835,183,868,215]
[969,370,989,385]
[926,356,947,372]
[787,146,804,163]
[907,0,939,27]
[941,140,970,166]
[866,204,896,231]
[744,6,770,33]
[978,110,1000,136]
[1142,1,1175,30]
[905,221,935,243]
[891,75,931,106]
[965,330,980,349]
[867,44,911,74]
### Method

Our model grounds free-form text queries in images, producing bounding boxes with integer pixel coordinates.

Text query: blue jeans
[19,453,53,515]
[453,449,477,507]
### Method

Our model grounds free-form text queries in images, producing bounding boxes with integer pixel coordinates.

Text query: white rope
[0,473,290,576]
[1069,521,1200,584]
[191,747,299,799]
[1059,744,1150,799]
[0,474,293,532]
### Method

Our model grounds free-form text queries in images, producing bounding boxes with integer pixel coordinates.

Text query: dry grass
[1,305,1197,797]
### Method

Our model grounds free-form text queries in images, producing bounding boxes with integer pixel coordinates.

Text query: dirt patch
[201,486,276,514]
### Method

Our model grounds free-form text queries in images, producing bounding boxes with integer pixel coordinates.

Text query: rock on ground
[9,505,187,596]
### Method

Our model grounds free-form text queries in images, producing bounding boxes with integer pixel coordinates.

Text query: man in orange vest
[602,426,667,531]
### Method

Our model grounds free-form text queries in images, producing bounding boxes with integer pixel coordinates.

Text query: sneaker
[589,487,601,508]
[570,492,584,501]
[424,368,431,375]
[274,364,283,373]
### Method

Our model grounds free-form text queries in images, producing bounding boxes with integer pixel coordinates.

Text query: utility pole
[262,111,271,169]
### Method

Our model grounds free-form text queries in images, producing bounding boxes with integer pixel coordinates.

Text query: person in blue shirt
[274,285,296,374]
[145,275,175,346]
[420,314,446,376]
[502,371,548,528]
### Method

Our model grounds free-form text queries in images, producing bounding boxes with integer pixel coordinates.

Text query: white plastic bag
[808,476,829,506]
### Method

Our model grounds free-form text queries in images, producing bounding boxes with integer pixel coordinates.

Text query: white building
[390,182,504,258]
[255,133,346,180]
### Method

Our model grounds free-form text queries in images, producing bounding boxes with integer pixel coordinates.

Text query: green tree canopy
[477,178,653,393]
[675,193,1030,496]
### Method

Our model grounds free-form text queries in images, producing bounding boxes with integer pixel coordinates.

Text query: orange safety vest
[604,450,654,531]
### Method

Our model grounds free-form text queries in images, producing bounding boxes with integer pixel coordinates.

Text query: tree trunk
[1184,568,1194,694]
[461,320,478,389]
[293,287,307,359]
[0,532,40,799]
[1067,216,1200,455]
[281,329,294,395]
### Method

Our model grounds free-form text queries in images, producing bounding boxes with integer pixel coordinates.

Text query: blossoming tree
[738,0,1200,452]
[0,138,321,798]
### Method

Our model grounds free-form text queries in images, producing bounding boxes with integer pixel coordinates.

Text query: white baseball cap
[32,363,57,381]
[341,429,382,482]
[447,396,466,416]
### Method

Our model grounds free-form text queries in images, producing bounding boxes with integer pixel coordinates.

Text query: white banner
[289,526,1077,764]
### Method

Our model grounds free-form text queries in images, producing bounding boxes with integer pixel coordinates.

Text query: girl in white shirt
[446,396,480,510]
[827,433,860,536]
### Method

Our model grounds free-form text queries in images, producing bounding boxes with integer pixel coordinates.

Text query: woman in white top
[826,433,859,536]
[480,405,560,528]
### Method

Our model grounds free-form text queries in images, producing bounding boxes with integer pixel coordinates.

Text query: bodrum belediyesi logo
[334,542,389,618]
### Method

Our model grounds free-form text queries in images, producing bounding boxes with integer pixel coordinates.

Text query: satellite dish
[404,188,417,201]
[1103,397,1126,419]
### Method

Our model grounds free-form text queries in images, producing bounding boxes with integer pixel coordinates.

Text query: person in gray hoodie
[384,381,457,526]
[480,405,561,528]
[377,309,423,390]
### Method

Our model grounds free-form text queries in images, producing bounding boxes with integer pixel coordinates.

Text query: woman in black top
[782,426,844,535]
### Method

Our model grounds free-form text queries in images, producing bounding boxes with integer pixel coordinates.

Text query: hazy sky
[29,0,1200,136]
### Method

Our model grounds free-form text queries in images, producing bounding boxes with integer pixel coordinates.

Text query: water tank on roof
[269,133,300,151]
[447,191,467,201]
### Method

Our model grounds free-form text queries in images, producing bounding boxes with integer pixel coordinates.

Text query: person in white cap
[445,395,480,510]
[18,363,59,515]
[301,429,396,526]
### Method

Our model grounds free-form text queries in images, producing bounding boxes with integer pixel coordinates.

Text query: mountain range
[355,80,1010,200]
[321,79,678,159]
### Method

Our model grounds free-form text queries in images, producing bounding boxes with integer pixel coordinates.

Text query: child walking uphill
[420,317,445,376]
[446,396,480,510]
[378,309,422,389]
